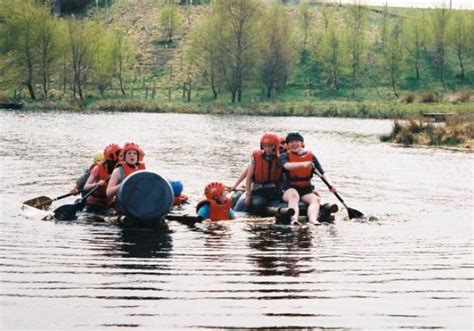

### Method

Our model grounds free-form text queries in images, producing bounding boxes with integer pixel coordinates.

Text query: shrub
[401,92,415,103]
[454,89,471,103]
[420,91,436,103]
[0,92,11,102]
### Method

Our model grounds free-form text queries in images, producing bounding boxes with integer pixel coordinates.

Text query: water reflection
[246,224,314,277]
[119,228,173,259]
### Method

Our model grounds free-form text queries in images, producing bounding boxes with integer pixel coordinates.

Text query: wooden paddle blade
[53,204,79,221]
[347,207,364,219]
[22,196,53,210]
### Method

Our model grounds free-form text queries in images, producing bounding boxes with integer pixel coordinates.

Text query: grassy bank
[20,93,474,120]
[380,115,474,150]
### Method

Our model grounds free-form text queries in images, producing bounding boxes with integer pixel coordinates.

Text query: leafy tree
[66,17,96,100]
[187,16,223,99]
[448,10,471,80]
[260,4,296,99]
[381,21,405,97]
[159,3,182,43]
[35,4,61,99]
[111,28,135,95]
[214,0,261,102]
[344,3,367,97]
[0,0,40,99]
[403,11,427,80]
[321,24,343,90]
[430,7,451,91]
[298,2,313,54]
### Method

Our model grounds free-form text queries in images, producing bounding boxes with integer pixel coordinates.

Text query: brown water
[0,110,472,329]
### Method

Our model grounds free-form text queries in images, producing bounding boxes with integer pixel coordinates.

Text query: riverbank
[19,96,474,120]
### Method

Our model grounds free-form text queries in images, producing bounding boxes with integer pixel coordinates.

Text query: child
[196,182,236,221]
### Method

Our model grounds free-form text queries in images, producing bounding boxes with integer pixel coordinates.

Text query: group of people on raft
[71,131,337,225]
[197,131,337,224]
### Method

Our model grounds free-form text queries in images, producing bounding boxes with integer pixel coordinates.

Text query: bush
[454,89,471,103]
[401,92,415,103]
[0,92,9,102]
[420,91,436,103]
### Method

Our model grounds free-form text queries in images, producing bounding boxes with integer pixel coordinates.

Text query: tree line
[0,0,472,103]
[187,1,473,102]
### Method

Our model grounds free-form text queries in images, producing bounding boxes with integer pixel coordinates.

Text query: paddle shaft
[313,169,349,209]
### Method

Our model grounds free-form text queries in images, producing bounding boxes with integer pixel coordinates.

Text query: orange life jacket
[287,150,314,188]
[197,198,233,221]
[86,162,113,206]
[208,198,233,221]
[173,194,188,206]
[117,161,146,181]
[252,150,281,185]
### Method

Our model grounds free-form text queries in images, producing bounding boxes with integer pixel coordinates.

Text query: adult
[245,132,283,215]
[106,142,146,199]
[279,132,336,224]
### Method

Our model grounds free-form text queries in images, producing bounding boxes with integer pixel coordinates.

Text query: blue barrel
[116,171,173,223]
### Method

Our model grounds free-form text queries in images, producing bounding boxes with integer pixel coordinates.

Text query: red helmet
[138,146,145,162]
[204,182,226,200]
[120,142,142,161]
[260,132,280,153]
[103,144,122,162]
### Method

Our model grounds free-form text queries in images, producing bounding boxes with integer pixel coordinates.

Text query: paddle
[23,192,76,210]
[313,169,363,219]
[53,184,101,221]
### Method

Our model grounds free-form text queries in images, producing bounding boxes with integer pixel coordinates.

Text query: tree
[344,3,367,96]
[214,0,261,103]
[260,4,296,99]
[298,2,313,54]
[321,25,343,90]
[187,16,223,100]
[431,7,451,91]
[35,4,61,99]
[159,3,182,43]
[0,0,40,99]
[111,28,135,95]
[403,12,427,80]
[66,17,95,100]
[448,10,471,80]
[381,21,405,97]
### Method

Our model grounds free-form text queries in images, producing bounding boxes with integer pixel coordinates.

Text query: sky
[333,0,473,9]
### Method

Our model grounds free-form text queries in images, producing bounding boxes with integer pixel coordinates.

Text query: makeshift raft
[61,170,338,228]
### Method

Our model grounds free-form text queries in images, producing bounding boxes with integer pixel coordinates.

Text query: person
[169,179,188,206]
[245,132,283,216]
[196,182,236,221]
[70,151,105,196]
[82,144,122,213]
[106,142,146,199]
[279,132,336,225]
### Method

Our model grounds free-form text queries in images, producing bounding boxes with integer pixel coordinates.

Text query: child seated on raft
[245,132,283,216]
[196,182,236,221]
[279,132,337,225]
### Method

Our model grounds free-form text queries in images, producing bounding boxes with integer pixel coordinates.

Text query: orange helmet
[204,182,226,200]
[260,132,280,153]
[120,142,142,161]
[138,146,145,162]
[103,144,122,162]
[278,135,287,153]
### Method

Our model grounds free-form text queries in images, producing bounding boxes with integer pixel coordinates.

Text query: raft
[77,172,338,228]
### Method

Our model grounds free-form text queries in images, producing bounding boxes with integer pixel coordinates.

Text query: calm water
[0,110,472,329]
